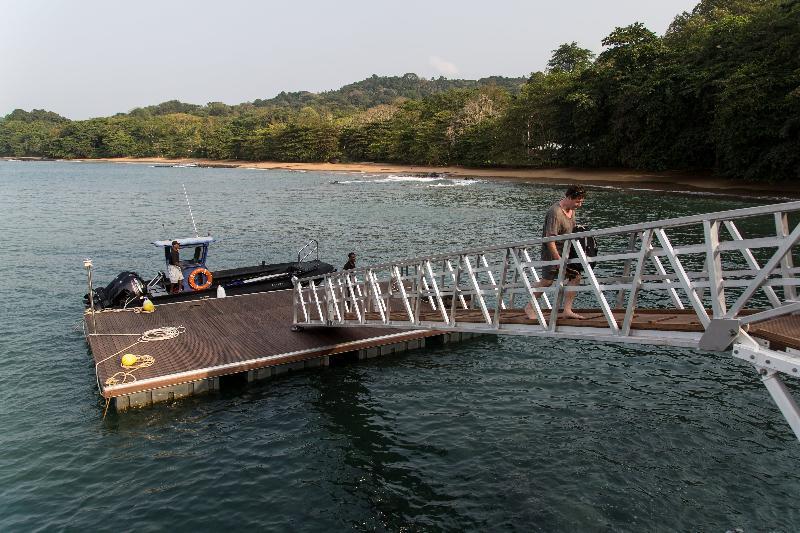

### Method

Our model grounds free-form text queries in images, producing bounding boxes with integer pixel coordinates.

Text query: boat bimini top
[152,236,215,247]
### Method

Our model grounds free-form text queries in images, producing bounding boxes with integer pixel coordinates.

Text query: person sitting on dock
[168,240,183,293]
[343,252,357,270]
[525,185,587,320]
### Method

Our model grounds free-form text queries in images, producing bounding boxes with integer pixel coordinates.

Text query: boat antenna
[182,183,199,237]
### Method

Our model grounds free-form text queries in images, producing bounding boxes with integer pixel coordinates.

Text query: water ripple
[0,162,797,530]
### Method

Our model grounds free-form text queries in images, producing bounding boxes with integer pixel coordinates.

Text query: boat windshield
[163,245,207,267]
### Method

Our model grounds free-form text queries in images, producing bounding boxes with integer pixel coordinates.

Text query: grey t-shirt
[541,201,577,261]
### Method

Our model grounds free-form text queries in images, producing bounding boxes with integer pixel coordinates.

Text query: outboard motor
[84,271,146,309]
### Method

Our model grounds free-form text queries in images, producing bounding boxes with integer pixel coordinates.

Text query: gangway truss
[293,201,800,439]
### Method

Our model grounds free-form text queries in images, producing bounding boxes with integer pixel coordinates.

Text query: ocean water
[0,161,798,531]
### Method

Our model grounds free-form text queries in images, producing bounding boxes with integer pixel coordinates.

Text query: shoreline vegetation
[2,1,798,185]
[4,156,798,197]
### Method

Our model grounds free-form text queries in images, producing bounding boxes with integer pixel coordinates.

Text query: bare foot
[524,303,537,320]
[561,311,585,320]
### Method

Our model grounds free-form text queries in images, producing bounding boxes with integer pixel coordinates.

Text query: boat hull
[85,260,335,309]
[152,260,335,304]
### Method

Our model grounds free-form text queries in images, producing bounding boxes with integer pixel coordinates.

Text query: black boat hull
[152,260,335,305]
[85,260,335,309]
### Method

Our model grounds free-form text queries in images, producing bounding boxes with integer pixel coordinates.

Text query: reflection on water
[309,365,476,530]
[0,161,798,531]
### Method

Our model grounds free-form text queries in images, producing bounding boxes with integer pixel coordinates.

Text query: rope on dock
[86,306,148,315]
[94,326,186,391]
[140,326,184,342]
[104,355,155,386]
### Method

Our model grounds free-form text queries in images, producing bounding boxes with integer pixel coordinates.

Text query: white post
[83,259,97,334]
[761,370,800,441]
[775,213,798,301]
[703,219,726,318]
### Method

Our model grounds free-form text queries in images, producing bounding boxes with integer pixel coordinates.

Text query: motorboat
[84,237,334,309]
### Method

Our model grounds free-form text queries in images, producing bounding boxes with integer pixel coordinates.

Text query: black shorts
[542,265,581,281]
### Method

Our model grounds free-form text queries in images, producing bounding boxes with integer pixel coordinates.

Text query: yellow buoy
[121,353,138,367]
[142,298,155,313]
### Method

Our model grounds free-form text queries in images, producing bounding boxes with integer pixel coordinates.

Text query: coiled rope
[93,326,186,389]
[104,355,156,386]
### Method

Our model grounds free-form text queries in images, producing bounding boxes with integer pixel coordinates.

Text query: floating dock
[86,286,800,412]
[85,199,800,423]
[84,289,476,410]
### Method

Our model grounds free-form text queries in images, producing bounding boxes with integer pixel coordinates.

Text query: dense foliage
[1,0,798,181]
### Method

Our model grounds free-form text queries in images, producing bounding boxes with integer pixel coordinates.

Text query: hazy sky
[1,0,699,119]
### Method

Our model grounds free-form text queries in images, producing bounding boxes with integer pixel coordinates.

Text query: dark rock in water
[198,163,239,168]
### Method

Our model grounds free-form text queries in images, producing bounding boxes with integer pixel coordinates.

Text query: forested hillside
[1,0,798,181]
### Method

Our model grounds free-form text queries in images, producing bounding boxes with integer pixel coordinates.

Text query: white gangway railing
[293,201,800,438]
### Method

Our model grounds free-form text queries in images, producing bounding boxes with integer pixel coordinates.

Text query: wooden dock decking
[85,289,445,404]
[354,307,799,348]
[85,288,799,410]
[360,308,715,332]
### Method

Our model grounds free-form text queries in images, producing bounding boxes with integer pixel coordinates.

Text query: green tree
[547,42,595,73]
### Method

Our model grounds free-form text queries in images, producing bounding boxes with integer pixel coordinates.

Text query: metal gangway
[293,201,800,439]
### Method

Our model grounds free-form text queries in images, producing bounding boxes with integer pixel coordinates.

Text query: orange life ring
[188,267,213,291]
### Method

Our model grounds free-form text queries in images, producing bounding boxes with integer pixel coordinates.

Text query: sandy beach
[19,156,800,196]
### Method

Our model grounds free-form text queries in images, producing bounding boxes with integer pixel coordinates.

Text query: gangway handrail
[296,239,320,263]
[292,200,800,439]
[302,201,800,277]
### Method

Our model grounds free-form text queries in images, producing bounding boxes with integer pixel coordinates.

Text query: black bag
[568,224,598,272]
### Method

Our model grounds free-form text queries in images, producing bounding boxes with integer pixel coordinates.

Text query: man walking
[525,185,586,320]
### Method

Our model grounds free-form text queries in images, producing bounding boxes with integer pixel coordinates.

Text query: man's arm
[546,239,559,260]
